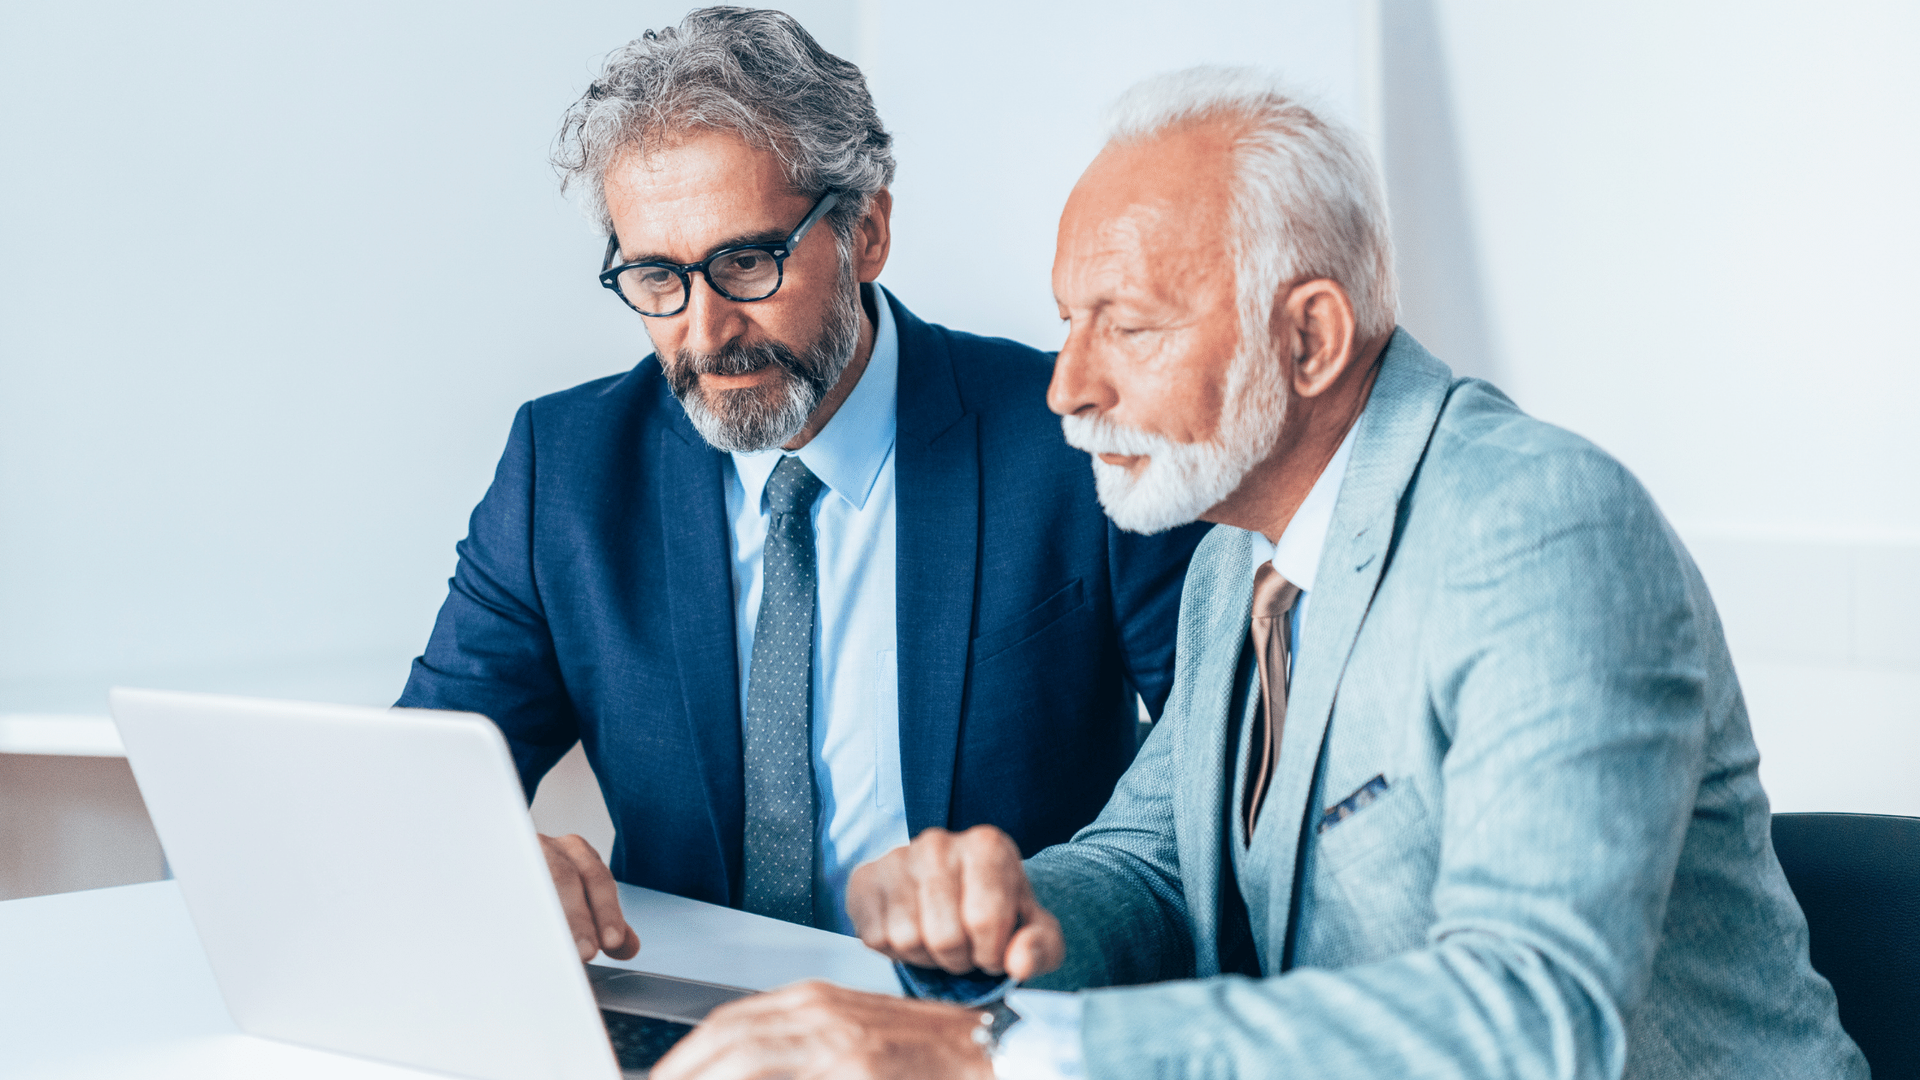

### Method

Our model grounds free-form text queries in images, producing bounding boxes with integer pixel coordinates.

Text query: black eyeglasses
[598,190,840,317]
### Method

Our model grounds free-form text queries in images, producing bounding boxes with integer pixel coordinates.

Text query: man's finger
[540,836,598,960]
[557,834,636,958]
[912,835,974,973]
[957,834,1023,974]
[610,923,640,960]
[650,987,816,1080]
[846,859,885,946]
[1004,902,1066,982]
[848,851,909,956]
[649,1020,758,1080]
[881,871,936,967]
[871,831,947,966]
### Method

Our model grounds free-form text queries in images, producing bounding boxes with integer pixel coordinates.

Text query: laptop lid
[109,688,620,1080]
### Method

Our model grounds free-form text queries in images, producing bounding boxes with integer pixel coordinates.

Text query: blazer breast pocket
[970,578,1090,665]
[1314,777,1432,875]
[1313,778,1441,957]
[1320,776,1428,853]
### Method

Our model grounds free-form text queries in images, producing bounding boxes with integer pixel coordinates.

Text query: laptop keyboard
[602,1010,694,1072]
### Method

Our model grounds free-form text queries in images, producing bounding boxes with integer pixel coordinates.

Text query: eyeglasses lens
[618,267,686,316]
[707,250,780,300]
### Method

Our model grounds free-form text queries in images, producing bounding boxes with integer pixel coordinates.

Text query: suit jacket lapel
[1261,331,1456,962]
[1171,527,1258,978]
[657,410,746,901]
[890,295,980,836]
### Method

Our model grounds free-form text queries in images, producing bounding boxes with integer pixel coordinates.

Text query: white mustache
[1060,413,1181,458]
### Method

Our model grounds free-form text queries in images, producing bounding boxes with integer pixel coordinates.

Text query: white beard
[1060,337,1288,535]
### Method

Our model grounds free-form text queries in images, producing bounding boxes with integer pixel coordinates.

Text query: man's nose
[678,273,745,355]
[1047,320,1119,418]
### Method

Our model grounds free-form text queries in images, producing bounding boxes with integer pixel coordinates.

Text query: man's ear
[1273,278,1359,399]
[854,189,893,283]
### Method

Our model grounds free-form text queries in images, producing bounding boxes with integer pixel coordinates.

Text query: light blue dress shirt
[723,285,908,935]
[994,419,1359,1078]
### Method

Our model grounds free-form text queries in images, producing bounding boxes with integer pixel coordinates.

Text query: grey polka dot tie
[742,455,826,926]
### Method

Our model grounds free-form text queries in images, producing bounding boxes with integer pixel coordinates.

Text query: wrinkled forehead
[603,129,810,260]
[1056,125,1241,298]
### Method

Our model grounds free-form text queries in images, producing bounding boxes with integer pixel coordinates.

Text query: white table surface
[0,714,125,756]
[0,880,897,1079]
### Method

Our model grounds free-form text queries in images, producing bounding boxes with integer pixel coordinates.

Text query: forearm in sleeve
[1023,718,1196,991]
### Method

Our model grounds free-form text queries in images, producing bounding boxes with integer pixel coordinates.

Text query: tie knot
[1251,562,1301,621]
[765,455,824,516]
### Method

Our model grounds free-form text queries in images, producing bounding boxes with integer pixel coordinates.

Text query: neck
[783,285,877,451]
[1203,342,1384,542]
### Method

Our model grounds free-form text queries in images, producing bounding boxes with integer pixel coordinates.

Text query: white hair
[1105,66,1398,344]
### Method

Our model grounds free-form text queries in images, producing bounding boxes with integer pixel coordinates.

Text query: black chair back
[1772,811,1920,1080]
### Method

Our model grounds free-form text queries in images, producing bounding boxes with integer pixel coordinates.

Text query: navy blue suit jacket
[398,292,1207,908]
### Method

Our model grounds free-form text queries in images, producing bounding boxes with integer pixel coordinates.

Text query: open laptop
[108,688,754,1078]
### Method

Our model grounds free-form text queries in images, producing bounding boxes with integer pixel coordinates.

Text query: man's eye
[622,267,680,297]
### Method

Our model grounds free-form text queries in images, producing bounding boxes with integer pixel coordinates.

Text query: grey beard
[663,271,864,454]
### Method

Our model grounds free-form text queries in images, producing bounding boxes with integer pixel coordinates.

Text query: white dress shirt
[723,285,909,935]
[993,418,1360,1078]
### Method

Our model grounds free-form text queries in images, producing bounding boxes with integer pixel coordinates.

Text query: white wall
[3,2,1914,820]
[0,1,855,712]
[0,0,1370,706]
[1384,0,1920,813]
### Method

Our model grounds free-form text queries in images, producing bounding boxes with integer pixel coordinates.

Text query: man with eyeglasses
[396,7,1206,957]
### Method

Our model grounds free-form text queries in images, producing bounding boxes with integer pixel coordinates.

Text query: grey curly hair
[552,6,895,244]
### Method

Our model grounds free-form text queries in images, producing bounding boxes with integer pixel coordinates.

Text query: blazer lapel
[1262,331,1456,962]
[1170,527,1258,978]
[890,295,980,836]
[657,412,747,901]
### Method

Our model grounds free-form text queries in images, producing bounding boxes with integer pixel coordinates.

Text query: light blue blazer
[1025,332,1866,1079]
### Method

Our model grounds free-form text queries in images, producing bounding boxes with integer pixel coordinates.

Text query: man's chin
[1088,459,1210,535]
[680,381,815,454]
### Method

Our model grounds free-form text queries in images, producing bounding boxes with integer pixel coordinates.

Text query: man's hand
[847,825,1064,981]
[650,981,992,1080]
[539,833,639,962]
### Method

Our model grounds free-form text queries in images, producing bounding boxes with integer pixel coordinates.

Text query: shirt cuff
[992,989,1084,1080]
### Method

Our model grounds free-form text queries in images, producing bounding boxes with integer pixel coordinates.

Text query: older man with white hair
[654,67,1866,1080]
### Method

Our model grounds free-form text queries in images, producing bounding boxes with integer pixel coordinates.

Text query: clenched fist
[846,825,1064,980]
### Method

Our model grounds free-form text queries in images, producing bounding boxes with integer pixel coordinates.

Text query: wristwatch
[971,996,1023,1059]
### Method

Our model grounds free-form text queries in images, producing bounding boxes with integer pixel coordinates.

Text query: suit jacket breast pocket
[1312,780,1441,960]
[971,578,1091,665]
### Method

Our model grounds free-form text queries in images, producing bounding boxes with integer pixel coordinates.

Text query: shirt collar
[1247,415,1361,594]
[732,283,899,513]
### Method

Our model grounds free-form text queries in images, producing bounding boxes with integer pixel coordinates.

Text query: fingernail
[603,926,623,948]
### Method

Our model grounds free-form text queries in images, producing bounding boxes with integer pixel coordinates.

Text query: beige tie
[1245,563,1302,838]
